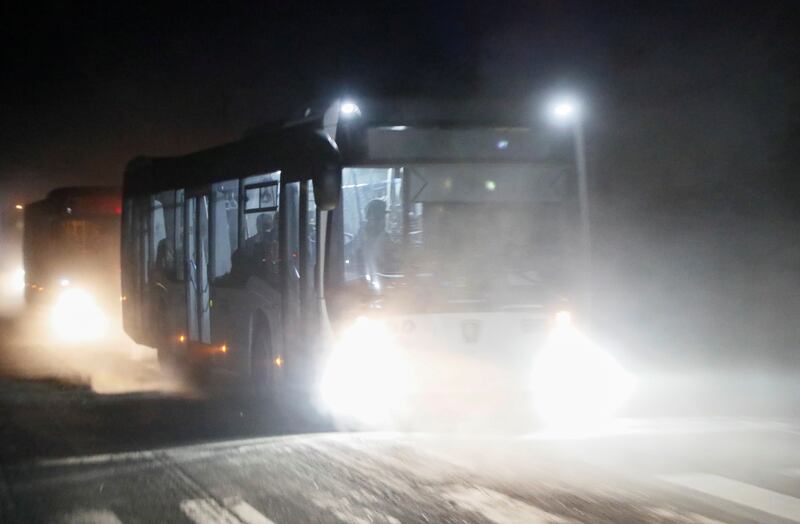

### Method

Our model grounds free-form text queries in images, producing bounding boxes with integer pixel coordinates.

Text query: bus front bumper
[317,316,636,430]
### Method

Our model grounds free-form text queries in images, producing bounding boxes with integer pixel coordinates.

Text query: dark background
[2,1,800,370]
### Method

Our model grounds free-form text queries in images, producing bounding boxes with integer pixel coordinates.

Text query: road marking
[37,450,157,467]
[56,509,123,524]
[311,491,401,524]
[444,486,576,524]
[661,473,800,522]
[181,498,276,524]
[180,498,242,524]
[228,499,277,524]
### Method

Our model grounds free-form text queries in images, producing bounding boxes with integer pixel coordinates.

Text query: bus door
[185,192,211,343]
[207,180,240,367]
[282,179,317,376]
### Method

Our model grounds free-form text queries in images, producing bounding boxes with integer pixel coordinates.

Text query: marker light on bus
[274,355,284,368]
[320,317,411,426]
[531,322,635,430]
[50,288,108,343]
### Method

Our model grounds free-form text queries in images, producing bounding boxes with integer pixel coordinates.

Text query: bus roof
[45,186,120,201]
[124,98,572,197]
[32,186,122,217]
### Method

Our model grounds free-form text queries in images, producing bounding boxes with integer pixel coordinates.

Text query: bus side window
[239,172,280,282]
[154,191,177,281]
[121,197,136,301]
[137,197,150,286]
[305,181,316,298]
[175,190,184,281]
[211,180,239,283]
[150,197,168,282]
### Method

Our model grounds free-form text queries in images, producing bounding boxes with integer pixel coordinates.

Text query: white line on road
[56,509,123,524]
[181,498,241,524]
[36,450,158,467]
[311,491,401,524]
[444,486,577,524]
[228,499,277,524]
[181,498,276,524]
[661,473,800,522]
[180,498,276,524]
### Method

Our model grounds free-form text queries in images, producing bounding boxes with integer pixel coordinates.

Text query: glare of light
[548,95,582,124]
[15,204,23,210]
[50,288,108,343]
[3,267,25,294]
[59,278,70,287]
[178,334,186,343]
[320,316,411,426]
[531,324,635,431]
[554,310,572,326]
[274,355,284,368]
[340,100,361,117]
[496,139,509,149]
[14,268,26,291]
[388,126,408,131]
[485,180,497,192]
[220,344,227,353]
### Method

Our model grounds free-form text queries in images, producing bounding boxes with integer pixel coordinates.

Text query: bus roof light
[340,100,361,118]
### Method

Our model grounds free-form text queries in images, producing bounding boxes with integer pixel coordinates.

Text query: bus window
[286,182,300,281]
[150,197,166,282]
[211,180,239,282]
[241,172,280,279]
[153,191,177,281]
[136,197,150,286]
[175,190,184,281]
[341,167,403,282]
[305,181,316,295]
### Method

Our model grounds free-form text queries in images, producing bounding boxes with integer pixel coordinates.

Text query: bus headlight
[320,317,411,426]
[50,288,108,343]
[531,324,635,429]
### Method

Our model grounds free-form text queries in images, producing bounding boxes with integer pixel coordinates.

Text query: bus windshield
[57,217,119,254]
[341,165,576,306]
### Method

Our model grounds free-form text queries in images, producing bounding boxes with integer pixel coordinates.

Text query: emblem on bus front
[461,320,481,344]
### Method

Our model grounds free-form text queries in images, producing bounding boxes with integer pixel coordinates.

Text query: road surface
[3,319,800,523]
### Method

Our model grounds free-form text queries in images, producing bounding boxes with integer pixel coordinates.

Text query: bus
[121,98,634,427]
[23,186,122,343]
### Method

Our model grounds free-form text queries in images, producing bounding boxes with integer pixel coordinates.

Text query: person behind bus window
[232,211,279,283]
[352,199,393,284]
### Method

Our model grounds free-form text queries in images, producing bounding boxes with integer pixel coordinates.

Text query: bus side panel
[121,197,148,345]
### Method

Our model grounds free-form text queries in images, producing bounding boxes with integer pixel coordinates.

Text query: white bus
[121,99,633,427]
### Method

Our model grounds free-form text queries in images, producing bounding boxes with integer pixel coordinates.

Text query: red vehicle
[23,186,122,342]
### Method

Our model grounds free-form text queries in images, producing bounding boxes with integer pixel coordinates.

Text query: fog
[0,262,193,396]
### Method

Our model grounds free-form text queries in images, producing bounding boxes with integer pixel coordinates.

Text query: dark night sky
[3,1,798,203]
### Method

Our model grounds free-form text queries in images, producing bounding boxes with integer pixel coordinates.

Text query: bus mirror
[314,165,341,211]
